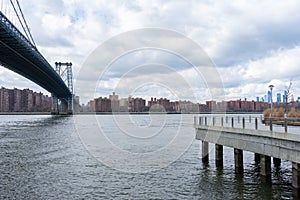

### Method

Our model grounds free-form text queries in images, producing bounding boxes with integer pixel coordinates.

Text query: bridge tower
[51,62,73,115]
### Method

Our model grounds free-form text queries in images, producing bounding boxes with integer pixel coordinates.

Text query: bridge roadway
[0,11,71,99]
[194,116,300,198]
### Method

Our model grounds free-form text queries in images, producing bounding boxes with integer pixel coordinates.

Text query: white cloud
[1,0,300,104]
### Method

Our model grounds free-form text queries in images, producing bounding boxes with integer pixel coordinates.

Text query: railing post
[255,118,258,130]
[232,117,234,128]
[226,116,228,123]
[242,117,245,129]
[270,117,273,131]
[221,117,224,127]
[213,116,215,126]
[284,118,288,133]
[205,117,207,126]
[199,117,202,125]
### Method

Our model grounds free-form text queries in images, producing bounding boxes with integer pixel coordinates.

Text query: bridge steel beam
[53,62,73,115]
[0,11,71,100]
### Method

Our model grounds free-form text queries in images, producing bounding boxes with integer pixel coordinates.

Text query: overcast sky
[1,0,300,104]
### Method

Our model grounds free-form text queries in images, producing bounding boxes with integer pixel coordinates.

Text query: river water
[0,114,294,199]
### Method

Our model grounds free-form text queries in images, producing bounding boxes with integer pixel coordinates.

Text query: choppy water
[0,114,294,199]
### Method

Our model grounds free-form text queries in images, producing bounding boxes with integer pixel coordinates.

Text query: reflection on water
[0,114,294,199]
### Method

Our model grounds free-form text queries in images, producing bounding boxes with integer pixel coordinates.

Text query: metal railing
[0,11,36,51]
[194,115,298,133]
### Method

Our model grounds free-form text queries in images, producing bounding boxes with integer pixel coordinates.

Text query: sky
[1,0,300,104]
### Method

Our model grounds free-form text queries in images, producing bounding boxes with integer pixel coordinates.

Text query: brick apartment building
[0,87,52,112]
[206,99,269,112]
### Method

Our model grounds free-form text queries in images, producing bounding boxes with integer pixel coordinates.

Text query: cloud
[219,46,300,100]
[1,0,300,104]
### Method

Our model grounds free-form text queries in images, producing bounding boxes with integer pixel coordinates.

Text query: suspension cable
[9,0,36,47]
[9,0,31,41]
[15,0,36,46]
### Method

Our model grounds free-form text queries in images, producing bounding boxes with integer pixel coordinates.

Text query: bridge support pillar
[292,162,300,198]
[260,155,271,183]
[202,141,209,163]
[215,144,223,167]
[60,99,68,113]
[234,148,243,174]
[51,95,59,114]
[67,96,73,114]
[54,62,73,115]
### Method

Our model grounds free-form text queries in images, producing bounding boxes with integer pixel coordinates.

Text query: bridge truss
[0,2,74,114]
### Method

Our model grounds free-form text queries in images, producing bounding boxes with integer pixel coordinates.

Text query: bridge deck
[0,11,71,98]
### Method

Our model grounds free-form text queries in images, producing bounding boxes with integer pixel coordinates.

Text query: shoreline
[0,111,263,115]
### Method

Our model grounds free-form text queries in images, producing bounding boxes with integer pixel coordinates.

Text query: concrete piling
[202,141,209,163]
[234,148,243,174]
[215,144,223,167]
[260,155,271,183]
[292,162,300,198]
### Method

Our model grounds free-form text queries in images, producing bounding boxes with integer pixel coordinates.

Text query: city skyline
[86,91,271,113]
[0,1,300,104]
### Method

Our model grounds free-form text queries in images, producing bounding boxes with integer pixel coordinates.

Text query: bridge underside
[0,12,73,114]
[0,11,71,99]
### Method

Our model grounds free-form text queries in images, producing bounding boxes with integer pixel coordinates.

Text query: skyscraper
[277,93,281,103]
[267,91,271,104]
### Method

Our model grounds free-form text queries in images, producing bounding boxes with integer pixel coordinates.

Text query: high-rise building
[129,97,146,112]
[277,93,281,103]
[283,90,288,103]
[94,97,111,112]
[267,90,272,104]
[119,98,129,112]
[109,92,119,112]
[0,87,52,112]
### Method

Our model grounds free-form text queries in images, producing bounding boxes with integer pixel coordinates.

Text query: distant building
[94,97,111,112]
[277,93,281,103]
[73,95,81,112]
[0,87,52,112]
[109,92,119,112]
[283,90,288,103]
[206,100,217,111]
[267,91,272,103]
[119,98,129,112]
[148,97,174,112]
[207,99,269,112]
[129,97,146,112]
[177,100,199,113]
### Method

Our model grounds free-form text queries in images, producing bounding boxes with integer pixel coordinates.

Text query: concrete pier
[215,144,223,167]
[234,148,243,174]
[202,141,209,163]
[194,115,300,195]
